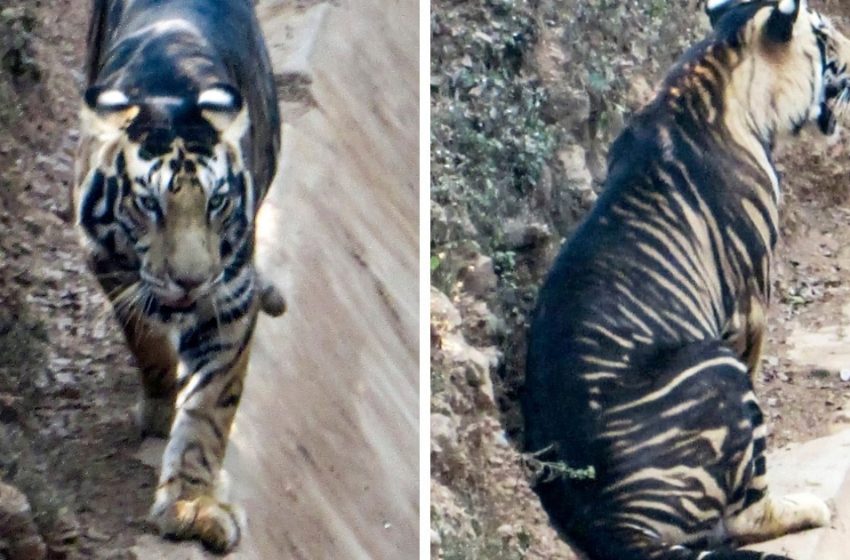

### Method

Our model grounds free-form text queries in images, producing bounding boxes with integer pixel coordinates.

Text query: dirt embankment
[430,1,850,558]
[1,0,418,558]
[2,1,148,557]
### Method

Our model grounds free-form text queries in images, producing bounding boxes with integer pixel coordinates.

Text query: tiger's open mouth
[164,294,196,309]
[146,280,208,311]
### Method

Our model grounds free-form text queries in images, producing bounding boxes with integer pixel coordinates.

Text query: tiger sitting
[523,1,850,559]
[74,0,283,552]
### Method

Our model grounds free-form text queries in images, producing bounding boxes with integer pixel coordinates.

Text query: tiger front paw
[150,494,244,553]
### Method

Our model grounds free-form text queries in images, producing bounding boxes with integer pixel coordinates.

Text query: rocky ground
[430,1,850,558]
[0,1,154,558]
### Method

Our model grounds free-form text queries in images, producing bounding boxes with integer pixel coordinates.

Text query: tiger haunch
[523,2,850,559]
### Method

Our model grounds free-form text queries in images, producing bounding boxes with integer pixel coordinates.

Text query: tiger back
[74,0,281,552]
[523,2,850,559]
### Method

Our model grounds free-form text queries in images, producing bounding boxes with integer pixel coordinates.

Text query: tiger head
[702,0,850,138]
[75,85,255,315]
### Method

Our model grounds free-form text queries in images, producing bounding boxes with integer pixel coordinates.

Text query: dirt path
[227,0,419,557]
[756,143,850,449]
[1,0,418,558]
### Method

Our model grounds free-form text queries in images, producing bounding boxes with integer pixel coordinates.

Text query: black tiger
[74,0,282,552]
[523,1,850,558]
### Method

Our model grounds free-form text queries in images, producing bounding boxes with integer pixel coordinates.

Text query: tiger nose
[169,269,207,292]
[174,276,204,292]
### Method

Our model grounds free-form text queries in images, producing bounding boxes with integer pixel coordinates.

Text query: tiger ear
[705,0,747,27]
[81,85,139,133]
[198,84,248,142]
[764,0,801,43]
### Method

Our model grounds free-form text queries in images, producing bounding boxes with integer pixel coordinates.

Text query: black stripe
[184,408,224,442]
[79,169,106,233]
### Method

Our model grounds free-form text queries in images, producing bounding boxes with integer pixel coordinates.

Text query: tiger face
[706,0,850,137]
[75,85,255,315]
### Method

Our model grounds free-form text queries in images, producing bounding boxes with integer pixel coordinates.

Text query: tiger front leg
[149,324,254,553]
[121,316,179,439]
[99,273,178,439]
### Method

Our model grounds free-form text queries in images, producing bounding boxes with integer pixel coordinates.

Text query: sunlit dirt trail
[225,0,419,557]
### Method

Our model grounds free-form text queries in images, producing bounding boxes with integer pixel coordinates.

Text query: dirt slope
[228,0,419,557]
[0,0,418,558]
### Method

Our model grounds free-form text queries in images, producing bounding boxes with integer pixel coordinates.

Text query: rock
[85,528,111,542]
[503,220,551,251]
[431,413,458,455]
[471,362,497,409]
[0,481,47,560]
[625,74,654,109]
[493,430,511,448]
[430,201,450,246]
[0,393,22,423]
[430,481,477,543]
[497,523,514,539]
[431,200,477,247]
[829,409,850,434]
[461,299,504,342]
[534,164,554,209]
[458,255,497,298]
[130,536,207,560]
[449,343,497,392]
[431,288,462,331]
[558,144,593,192]
[431,529,443,558]
[541,84,590,130]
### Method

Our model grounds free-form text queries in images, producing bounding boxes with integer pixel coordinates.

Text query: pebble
[840,368,850,382]
[85,528,110,542]
[430,529,441,550]
[496,524,514,538]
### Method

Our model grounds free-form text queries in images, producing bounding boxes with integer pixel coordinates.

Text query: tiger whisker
[209,294,225,342]
[112,283,143,329]
[93,281,138,327]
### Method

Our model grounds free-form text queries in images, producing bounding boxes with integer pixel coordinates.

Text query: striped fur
[523,2,850,559]
[73,0,280,552]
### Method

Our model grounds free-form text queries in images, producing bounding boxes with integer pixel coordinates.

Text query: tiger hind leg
[551,343,814,560]
[148,315,256,553]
